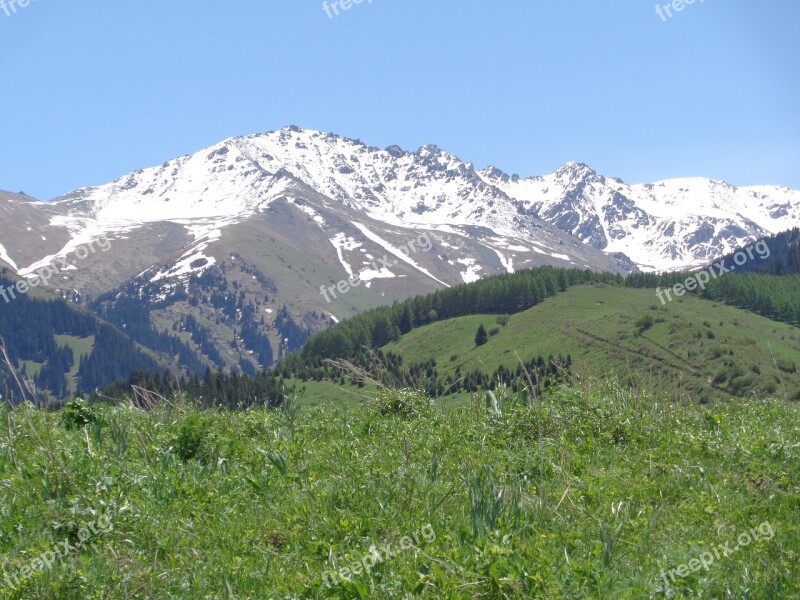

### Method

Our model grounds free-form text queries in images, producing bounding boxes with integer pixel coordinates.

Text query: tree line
[292,266,621,368]
[94,367,291,408]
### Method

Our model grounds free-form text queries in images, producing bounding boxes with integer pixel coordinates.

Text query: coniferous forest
[0,272,161,404]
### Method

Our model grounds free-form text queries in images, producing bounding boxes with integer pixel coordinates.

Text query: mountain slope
[1,127,798,375]
[296,283,800,404]
[6,126,799,284]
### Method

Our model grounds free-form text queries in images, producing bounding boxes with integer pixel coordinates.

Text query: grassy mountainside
[0,382,797,598]
[96,276,800,407]
[382,283,800,403]
[276,261,800,407]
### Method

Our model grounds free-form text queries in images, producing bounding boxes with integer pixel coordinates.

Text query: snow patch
[351,222,449,287]
[0,243,19,271]
[490,248,514,273]
[359,267,395,281]
[329,233,362,277]
[457,258,482,283]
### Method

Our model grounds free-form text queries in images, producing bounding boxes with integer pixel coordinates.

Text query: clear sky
[1,0,798,200]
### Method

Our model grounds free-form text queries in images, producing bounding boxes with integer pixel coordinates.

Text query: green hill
[93,265,800,407]
[291,283,799,405]
[386,283,800,401]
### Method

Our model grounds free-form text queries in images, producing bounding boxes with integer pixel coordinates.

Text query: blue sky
[1,0,798,200]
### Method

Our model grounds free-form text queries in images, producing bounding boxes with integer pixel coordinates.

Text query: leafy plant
[634,314,655,333]
[376,387,432,418]
[1,377,797,596]
[62,398,97,430]
[172,412,212,461]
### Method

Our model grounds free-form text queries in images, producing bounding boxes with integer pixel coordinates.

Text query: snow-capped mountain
[479,162,800,271]
[2,126,635,295]
[17,125,794,276]
[1,126,797,372]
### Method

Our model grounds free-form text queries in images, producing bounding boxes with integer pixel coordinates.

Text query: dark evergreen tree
[475,324,489,347]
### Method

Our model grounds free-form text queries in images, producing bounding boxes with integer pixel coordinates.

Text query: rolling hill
[381,283,800,403]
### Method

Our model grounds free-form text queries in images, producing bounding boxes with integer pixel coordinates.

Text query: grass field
[0,379,798,598]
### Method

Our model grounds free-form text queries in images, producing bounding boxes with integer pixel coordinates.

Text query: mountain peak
[555,162,597,178]
[418,144,444,155]
[385,144,406,158]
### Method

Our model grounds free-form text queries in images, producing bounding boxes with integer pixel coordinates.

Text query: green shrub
[712,370,727,385]
[62,398,97,430]
[173,413,213,461]
[727,362,745,379]
[729,375,756,396]
[376,388,432,418]
[634,315,655,333]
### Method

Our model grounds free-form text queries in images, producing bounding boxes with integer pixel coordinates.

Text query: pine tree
[475,324,488,347]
